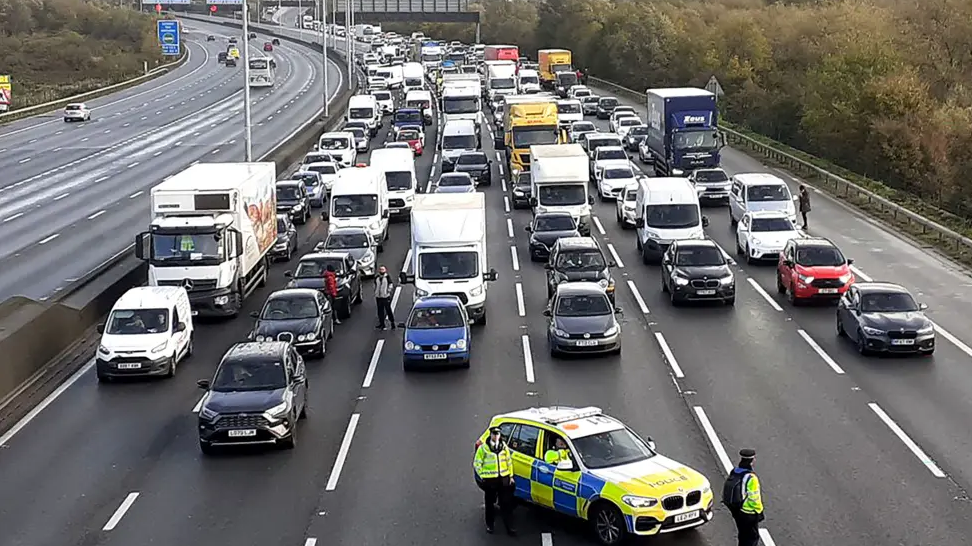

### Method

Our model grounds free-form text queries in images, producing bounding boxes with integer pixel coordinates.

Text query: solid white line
[326,413,361,491]
[931,321,972,359]
[868,403,946,478]
[95,176,109,183]
[759,529,778,546]
[102,492,139,531]
[401,248,412,273]
[362,340,384,389]
[305,539,318,546]
[542,532,553,546]
[592,216,606,235]
[510,245,520,271]
[693,406,733,473]
[87,210,106,220]
[515,283,525,317]
[3,212,24,223]
[501,179,507,192]
[654,332,685,378]
[129,191,143,199]
[37,233,60,245]
[626,280,650,314]
[390,285,402,311]
[192,395,205,413]
[504,196,510,213]
[746,278,783,311]
[53,192,69,201]
[797,329,845,374]
[521,335,535,383]
[606,243,624,268]
[0,359,95,446]
[18,157,31,164]
[507,218,514,238]
[850,265,872,281]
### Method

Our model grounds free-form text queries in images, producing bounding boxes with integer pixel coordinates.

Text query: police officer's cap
[739,448,756,459]
[489,426,502,434]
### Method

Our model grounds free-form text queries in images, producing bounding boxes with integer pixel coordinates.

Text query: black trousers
[375,297,395,327]
[801,210,809,228]
[732,511,761,546]
[482,478,514,530]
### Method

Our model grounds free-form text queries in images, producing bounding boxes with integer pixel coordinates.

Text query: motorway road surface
[0,17,342,302]
[3,34,972,546]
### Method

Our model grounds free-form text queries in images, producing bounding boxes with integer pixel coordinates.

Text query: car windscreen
[537,184,585,206]
[519,75,539,84]
[442,134,477,149]
[291,173,320,187]
[597,149,626,161]
[295,258,344,277]
[418,251,478,280]
[348,108,373,120]
[319,137,350,150]
[645,204,700,229]
[624,189,637,201]
[599,98,618,108]
[795,246,845,267]
[457,153,487,166]
[490,78,515,89]
[385,171,412,191]
[374,92,392,100]
[261,296,319,320]
[276,186,302,200]
[619,118,641,127]
[556,249,606,270]
[408,305,465,328]
[674,246,724,266]
[395,110,423,124]
[513,126,559,148]
[860,292,919,313]
[535,215,575,231]
[558,103,581,114]
[747,184,790,201]
[332,194,379,217]
[751,217,795,232]
[212,359,287,392]
[628,126,649,136]
[603,168,633,180]
[306,164,337,175]
[694,170,728,183]
[571,428,654,470]
[555,294,612,317]
[398,130,421,141]
[437,174,472,187]
[106,308,169,335]
[442,97,479,114]
[572,123,595,133]
[326,232,370,249]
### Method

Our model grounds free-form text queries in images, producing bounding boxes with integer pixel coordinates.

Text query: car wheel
[670,288,679,306]
[591,503,626,546]
[787,286,798,306]
[857,331,871,356]
[745,244,754,264]
[164,354,177,378]
[837,316,846,337]
[186,335,194,357]
[777,274,786,294]
[97,372,111,383]
[286,246,293,261]
[299,402,308,419]
[736,239,744,255]
[661,275,669,293]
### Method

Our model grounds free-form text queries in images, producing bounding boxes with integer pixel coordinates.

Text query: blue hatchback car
[400,295,471,370]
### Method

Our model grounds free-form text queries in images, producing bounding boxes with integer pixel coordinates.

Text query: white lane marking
[654,332,685,378]
[627,280,650,314]
[87,210,106,220]
[495,151,502,163]
[850,265,872,281]
[95,175,109,183]
[211,148,220,155]
[868,402,946,478]
[390,285,402,311]
[522,335,535,383]
[52,147,62,152]
[747,278,783,312]
[515,283,525,317]
[760,529,778,546]
[592,216,606,235]
[81,137,88,142]
[362,340,384,389]
[542,533,553,546]
[305,539,318,546]
[127,161,139,168]
[504,196,510,213]
[0,358,95,446]
[501,179,507,192]
[38,233,60,245]
[153,151,163,157]
[797,329,845,374]
[510,246,520,271]
[3,212,24,223]
[498,163,504,176]
[606,243,624,268]
[507,218,514,238]
[192,395,205,413]
[129,191,143,199]
[693,406,733,473]
[18,157,31,164]
[401,248,412,273]
[54,192,69,201]
[325,413,361,491]
[102,492,140,531]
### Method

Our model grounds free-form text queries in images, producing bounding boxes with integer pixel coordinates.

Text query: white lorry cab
[347,95,381,136]
[634,177,709,263]
[484,60,518,102]
[530,144,594,236]
[369,147,416,219]
[518,69,541,94]
[400,193,498,325]
[328,166,389,248]
[405,89,434,125]
[136,163,277,317]
[441,74,482,130]
[403,62,425,93]
[318,131,357,166]
[95,286,194,381]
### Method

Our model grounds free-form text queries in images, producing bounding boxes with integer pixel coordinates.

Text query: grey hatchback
[544,282,622,357]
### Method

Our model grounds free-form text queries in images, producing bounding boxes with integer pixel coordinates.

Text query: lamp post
[242,0,253,161]
[322,0,329,117]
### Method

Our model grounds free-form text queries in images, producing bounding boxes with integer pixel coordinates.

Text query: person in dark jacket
[323,264,341,324]
[374,265,395,330]
[798,185,811,229]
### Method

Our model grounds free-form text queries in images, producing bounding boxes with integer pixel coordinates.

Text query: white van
[328,166,390,248]
[347,94,381,136]
[439,119,480,172]
[518,69,541,94]
[95,286,194,382]
[370,147,416,219]
[318,131,357,167]
[728,172,797,225]
[634,177,709,263]
[376,65,403,89]
[403,62,425,93]
[405,89,434,125]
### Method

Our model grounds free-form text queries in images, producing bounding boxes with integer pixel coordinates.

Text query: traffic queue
[88,28,935,546]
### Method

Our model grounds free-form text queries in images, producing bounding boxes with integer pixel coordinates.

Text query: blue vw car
[399,295,470,370]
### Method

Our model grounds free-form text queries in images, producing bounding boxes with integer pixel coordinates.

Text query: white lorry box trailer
[441,74,483,131]
[136,162,276,317]
[530,144,593,235]
[369,147,417,218]
[403,193,497,324]
[485,60,517,100]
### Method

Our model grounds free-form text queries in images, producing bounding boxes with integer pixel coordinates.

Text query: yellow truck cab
[494,94,565,173]
[538,49,572,90]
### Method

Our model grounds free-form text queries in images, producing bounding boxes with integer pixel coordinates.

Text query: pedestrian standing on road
[722,448,764,546]
[798,185,811,230]
[473,427,517,536]
[323,264,341,325]
[374,265,396,330]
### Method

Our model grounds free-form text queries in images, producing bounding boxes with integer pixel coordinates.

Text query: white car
[615,182,639,228]
[590,145,628,179]
[367,75,387,90]
[610,112,640,133]
[595,161,637,200]
[735,210,803,263]
[609,107,637,127]
[569,120,597,143]
[317,132,357,166]
[303,161,341,192]
[373,90,394,115]
[614,116,643,139]
[63,102,91,122]
[567,85,591,99]
[557,99,583,127]
[688,167,731,205]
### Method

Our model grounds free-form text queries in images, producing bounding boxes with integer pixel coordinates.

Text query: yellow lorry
[494,94,566,173]
[538,49,573,90]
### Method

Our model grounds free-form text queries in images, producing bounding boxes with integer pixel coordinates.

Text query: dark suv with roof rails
[544,237,616,303]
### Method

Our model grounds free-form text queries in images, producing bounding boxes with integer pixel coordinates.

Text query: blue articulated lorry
[644,88,726,176]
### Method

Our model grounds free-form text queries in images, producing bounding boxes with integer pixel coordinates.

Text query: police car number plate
[576,340,598,346]
[674,510,699,523]
[818,288,839,294]
[424,353,447,360]
[697,289,716,296]
[117,363,141,370]
[228,429,257,437]
[891,338,916,345]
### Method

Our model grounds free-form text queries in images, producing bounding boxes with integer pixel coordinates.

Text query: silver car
[544,282,622,357]
[63,102,91,122]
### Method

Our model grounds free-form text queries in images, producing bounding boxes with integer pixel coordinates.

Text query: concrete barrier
[0,20,358,434]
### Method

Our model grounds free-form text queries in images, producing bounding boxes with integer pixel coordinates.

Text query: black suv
[661,239,735,306]
[276,181,310,224]
[525,211,580,262]
[544,237,616,303]
[454,151,492,186]
[285,252,363,319]
[196,342,308,454]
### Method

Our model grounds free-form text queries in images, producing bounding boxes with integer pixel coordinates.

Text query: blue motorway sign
[157,20,181,56]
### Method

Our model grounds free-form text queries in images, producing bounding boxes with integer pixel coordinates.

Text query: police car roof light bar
[543,406,603,424]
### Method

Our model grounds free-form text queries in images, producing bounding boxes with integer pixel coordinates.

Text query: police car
[473,406,713,545]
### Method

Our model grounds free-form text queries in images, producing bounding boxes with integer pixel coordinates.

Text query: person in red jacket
[323,264,342,324]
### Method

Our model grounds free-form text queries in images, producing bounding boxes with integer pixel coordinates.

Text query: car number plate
[228,429,257,437]
[674,510,699,523]
[576,340,598,346]
[390,208,400,214]
[424,353,448,360]
[191,310,199,316]
[818,288,839,294]
[891,339,916,345]
[697,289,716,296]
[117,363,142,370]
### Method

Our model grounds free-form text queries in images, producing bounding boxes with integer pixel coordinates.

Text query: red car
[263,42,273,52]
[397,128,424,155]
[777,237,855,304]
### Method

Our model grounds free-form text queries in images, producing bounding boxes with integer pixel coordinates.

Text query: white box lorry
[400,193,498,325]
[441,73,483,133]
[484,60,517,102]
[530,144,594,235]
[136,162,276,318]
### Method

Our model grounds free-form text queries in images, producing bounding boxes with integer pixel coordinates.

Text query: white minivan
[318,131,357,167]
[439,119,480,172]
[95,286,194,382]
[405,89,434,125]
[634,177,709,263]
[347,94,381,136]
[370,147,417,219]
[328,166,390,249]
[728,172,798,225]
[403,62,425,93]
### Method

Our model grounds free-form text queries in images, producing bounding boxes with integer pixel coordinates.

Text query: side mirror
[249,311,260,319]
[134,232,147,260]
[542,309,551,317]
[293,373,306,383]
[96,323,105,334]
[397,321,407,328]
[486,268,498,281]
[174,322,187,333]
[197,379,211,390]
[529,197,538,206]
[543,262,553,269]
[635,218,645,228]
[919,302,929,311]
[609,261,617,268]
[382,210,389,219]
[702,215,710,228]
[556,459,573,471]
[322,210,330,221]
[614,307,623,314]
[399,272,415,284]
[588,195,595,205]
[646,436,656,450]
[436,142,442,150]
[847,258,855,265]
[524,225,532,232]
[284,270,293,278]
[493,136,504,149]
[662,257,671,265]
[727,258,737,266]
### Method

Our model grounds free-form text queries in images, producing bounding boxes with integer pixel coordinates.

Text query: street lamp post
[322,0,329,118]
[242,0,254,161]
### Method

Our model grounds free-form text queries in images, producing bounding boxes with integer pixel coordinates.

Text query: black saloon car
[544,283,622,357]
[661,240,736,306]
[525,212,580,262]
[544,237,616,303]
[837,282,935,356]
[196,341,307,454]
[249,288,334,356]
[270,215,299,262]
[276,181,310,224]
[510,170,532,209]
[285,252,362,319]
[624,125,649,152]
[454,151,492,186]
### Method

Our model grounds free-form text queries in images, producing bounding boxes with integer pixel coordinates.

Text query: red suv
[777,238,855,304]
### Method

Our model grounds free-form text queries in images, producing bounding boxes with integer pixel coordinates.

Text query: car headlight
[265,400,291,418]
[862,326,885,336]
[918,324,935,335]
[838,273,853,284]
[751,237,762,246]
[674,275,689,286]
[553,328,569,338]
[150,341,168,354]
[644,229,661,239]
[293,203,304,211]
[622,495,658,508]
[369,221,381,231]
[720,274,734,285]
[98,345,110,355]
[513,189,524,196]
[604,324,619,336]
[360,251,375,265]
[255,335,267,342]
[798,274,814,284]
[305,332,317,341]
[455,339,467,349]
[404,340,415,350]
[415,288,429,296]
[624,204,635,211]
[199,405,218,420]
[597,279,609,288]
[470,285,484,297]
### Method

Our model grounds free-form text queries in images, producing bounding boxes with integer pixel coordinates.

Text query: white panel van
[328,166,390,248]
[634,177,709,263]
